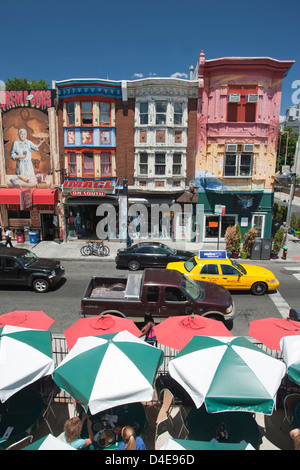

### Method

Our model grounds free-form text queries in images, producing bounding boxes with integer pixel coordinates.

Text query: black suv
[0,246,65,293]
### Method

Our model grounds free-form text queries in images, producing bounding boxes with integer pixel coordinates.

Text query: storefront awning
[0,188,59,206]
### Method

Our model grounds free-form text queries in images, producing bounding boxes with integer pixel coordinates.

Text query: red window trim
[227,85,258,123]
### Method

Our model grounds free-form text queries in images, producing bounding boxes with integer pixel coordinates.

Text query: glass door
[251,214,265,237]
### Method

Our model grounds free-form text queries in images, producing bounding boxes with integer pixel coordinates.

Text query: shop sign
[31,210,40,227]
[62,180,115,195]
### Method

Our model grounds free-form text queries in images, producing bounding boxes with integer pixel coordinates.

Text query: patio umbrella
[168,336,286,415]
[248,317,300,351]
[160,438,255,450]
[280,335,300,385]
[0,325,54,402]
[64,314,141,349]
[0,310,54,330]
[23,434,74,450]
[154,314,233,350]
[52,330,164,415]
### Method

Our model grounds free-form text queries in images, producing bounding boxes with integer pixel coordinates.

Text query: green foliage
[296,216,300,232]
[273,202,279,219]
[5,77,49,90]
[290,213,297,230]
[233,224,241,252]
[277,126,298,170]
[272,228,284,253]
[242,228,258,255]
[277,205,287,222]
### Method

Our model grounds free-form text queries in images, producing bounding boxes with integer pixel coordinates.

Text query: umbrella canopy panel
[0,325,54,402]
[53,331,164,415]
[169,336,286,415]
[280,335,300,385]
[23,434,75,450]
[0,310,54,330]
[248,317,300,351]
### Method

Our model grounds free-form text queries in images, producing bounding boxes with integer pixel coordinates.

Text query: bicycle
[80,240,110,257]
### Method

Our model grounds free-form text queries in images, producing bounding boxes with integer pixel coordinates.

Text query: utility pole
[286,132,300,226]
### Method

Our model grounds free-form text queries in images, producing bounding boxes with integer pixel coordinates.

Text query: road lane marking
[269,291,290,318]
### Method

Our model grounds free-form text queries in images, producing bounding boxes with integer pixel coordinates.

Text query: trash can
[250,238,262,260]
[260,238,272,260]
[29,230,40,244]
[16,230,25,244]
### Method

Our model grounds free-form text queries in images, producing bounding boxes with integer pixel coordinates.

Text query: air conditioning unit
[228,94,241,103]
[247,94,259,103]
[243,144,254,153]
[226,144,237,152]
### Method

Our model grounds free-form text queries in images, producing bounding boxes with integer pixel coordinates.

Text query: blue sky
[1,0,299,116]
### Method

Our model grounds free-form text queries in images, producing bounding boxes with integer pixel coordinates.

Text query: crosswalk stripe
[269,291,290,318]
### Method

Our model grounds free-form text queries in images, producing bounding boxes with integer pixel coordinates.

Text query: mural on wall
[0,90,56,188]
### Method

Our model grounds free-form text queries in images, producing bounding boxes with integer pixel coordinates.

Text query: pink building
[195,51,294,243]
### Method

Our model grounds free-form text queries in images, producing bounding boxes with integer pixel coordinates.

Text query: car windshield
[184,257,197,272]
[160,243,176,254]
[181,275,204,300]
[20,251,38,266]
[231,260,247,275]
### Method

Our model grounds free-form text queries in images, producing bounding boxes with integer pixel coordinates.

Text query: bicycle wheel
[80,246,87,256]
[82,245,92,256]
[103,245,110,256]
[96,245,105,256]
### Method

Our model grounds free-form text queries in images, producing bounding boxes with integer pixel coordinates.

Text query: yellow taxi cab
[166,252,279,295]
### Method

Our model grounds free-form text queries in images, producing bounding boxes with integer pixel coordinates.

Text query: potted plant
[225,225,239,258]
[271,228,284,259]
[242,228,258,258]
[232,224,241,258]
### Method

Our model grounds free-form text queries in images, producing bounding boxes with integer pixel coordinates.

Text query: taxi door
[219,264,247,290]
[197,264,221,285]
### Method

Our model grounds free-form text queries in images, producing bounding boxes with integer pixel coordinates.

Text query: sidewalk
[6,231,300,264]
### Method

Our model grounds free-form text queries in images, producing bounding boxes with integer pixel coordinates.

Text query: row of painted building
[0,50,294,243]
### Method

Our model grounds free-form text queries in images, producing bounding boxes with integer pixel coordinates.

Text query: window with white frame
[139,102,149,125]
[155,101,167,125]
[100,152,111,176]
[155,153,166,175]
[100,102,110,125]
[224,153,252,177]
[81,102,93,125]
[172,154,182,175]
[67,102,75,125]
[68,152,77,176]
[174,102,183,125]
[139,153,148,175]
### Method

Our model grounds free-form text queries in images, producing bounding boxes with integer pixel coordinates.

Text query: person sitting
[139,312,157,346]
[118,426,146,450]
[290,428,300,450]
[62,412,94,449]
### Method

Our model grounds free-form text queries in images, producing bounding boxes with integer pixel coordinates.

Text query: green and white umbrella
[52,330,164,415]
[160,438,255,451]
[169,336,286,415]
[280,335,300,384]
[0,325,54,402]
[23,434,74,450]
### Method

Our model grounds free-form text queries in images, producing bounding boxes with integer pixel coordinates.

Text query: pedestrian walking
[4,228,13,247]
[280,221,289,246]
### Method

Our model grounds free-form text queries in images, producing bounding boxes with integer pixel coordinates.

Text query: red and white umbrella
[0,310,54,330]
[64,314,141,349]
[155,314,233,350]
[248,317,300,351]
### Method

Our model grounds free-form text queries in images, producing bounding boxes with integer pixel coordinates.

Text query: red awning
[0,189,22,205]
[31,189,58,205]
[0,188,59,206]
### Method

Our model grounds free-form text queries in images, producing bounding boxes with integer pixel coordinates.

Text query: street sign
[215,204,226,215]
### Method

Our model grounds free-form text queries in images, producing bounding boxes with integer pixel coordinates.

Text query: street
[1,259,299,337]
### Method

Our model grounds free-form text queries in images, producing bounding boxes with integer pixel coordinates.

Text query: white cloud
[171,72,188,79]
[279,115,286,123]
[132,73,144,78]
[149,72,157,76]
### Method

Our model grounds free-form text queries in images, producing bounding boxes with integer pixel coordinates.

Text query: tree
[277,126,298,170]
[5,77,49,90]
[290,213,297,230]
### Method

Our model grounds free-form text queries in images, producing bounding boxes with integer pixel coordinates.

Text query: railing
[51,334,283,404]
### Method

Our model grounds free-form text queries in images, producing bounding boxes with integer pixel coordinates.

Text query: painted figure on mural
[10,128,44,176]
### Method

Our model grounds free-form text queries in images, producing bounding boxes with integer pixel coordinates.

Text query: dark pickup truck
[0,247,65,293]
[80,268,235,325]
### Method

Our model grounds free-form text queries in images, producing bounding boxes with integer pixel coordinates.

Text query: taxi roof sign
[198,250,228,259]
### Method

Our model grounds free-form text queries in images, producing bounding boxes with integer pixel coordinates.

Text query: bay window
[174,102,183,125]
[155,101,167,125]
[140,102,149,125]
[139,153,148,175]
[172,154,182,175]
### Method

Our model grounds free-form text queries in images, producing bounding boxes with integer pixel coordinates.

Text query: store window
[100,102,110,125]
[67,102,75,125]
[68,152,77,176]
[155,101,167,125]
[139,102,148,125]
[81,102,93,125]
[174,102,183,125]
[224,153,252,177]
[101,152,111,176]
[82,152,94,176]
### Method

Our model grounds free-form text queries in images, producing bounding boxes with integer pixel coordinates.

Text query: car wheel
[33,278,50,293]
[251,282,267,296]
[128,260,141,271]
